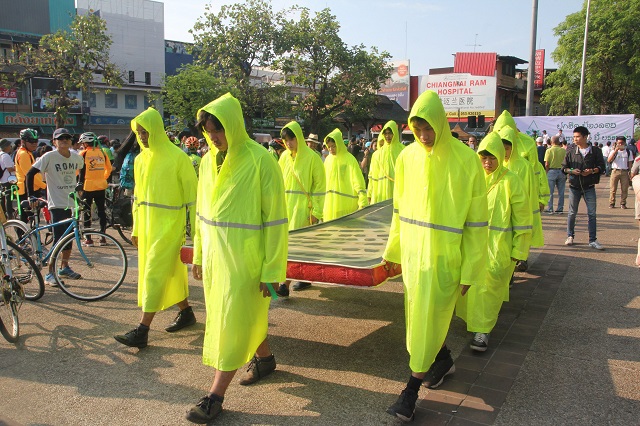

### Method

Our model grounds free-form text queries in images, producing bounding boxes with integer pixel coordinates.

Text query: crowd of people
[2,90,639,424]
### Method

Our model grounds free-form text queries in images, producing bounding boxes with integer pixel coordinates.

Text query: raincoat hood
[197,93,250,155]
[131,108,173,153]
[409,90,453,151]
[376,132,384,149]
[498,126,521,162]
[325,128,346,156]
[477,131,506,188]
[381,120,401,148]
[494,110,518,132]
[283,121,315,159]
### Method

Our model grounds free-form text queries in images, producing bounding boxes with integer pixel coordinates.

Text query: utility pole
[577,0,591,116]
[525,0,538,116]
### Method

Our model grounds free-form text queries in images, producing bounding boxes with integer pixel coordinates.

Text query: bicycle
[8,192,128,301]
[89,183,133,246]
[0,217,45,342]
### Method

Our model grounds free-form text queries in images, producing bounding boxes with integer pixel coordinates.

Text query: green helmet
[20,128,38,142]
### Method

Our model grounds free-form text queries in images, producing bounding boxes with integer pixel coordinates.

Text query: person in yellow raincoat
[456,132,532,352]
[366,133,384,195]
[367,120,404,204]
[277,120,325,295]
[323,128,368,221]
[185,93,288,424]
[495,111,546,251]
[383,91,488,422]
[114,107,197,349]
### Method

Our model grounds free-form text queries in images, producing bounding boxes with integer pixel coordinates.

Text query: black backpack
[112,196,133,227]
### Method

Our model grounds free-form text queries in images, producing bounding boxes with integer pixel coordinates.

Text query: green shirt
[544,146,565,169]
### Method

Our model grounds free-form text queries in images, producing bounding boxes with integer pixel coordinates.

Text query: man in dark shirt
[562,126,606,250]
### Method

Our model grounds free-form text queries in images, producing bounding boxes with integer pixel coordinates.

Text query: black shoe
[165,307,196,332]
[423,347,455,389]
[386,388,418,422]
[292,281,311,291]
[515,260,528,272]
[238,355,276,385]
[114,327,148,348]
[609,204,615,209]
[554,209,563,214]
[275,283,289,298]
[185,395,223,424]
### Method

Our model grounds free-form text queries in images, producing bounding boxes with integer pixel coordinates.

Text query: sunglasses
[56,136,73,141]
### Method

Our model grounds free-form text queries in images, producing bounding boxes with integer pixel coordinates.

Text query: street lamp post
[525,0,538,116]
[577,0,591,116]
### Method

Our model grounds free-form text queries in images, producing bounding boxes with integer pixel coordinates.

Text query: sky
[158,0,585,76]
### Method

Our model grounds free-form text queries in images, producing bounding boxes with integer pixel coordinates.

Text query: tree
[542,1,640,116]
[275,7,391,133]
[187,0,290,129]
[3,12,124,128]
[161,64,242,133]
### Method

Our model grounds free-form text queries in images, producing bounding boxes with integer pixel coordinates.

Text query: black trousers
[82,189,107,232]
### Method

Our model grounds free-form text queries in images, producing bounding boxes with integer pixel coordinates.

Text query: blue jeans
[567,186,597,242]
[547,169,566,211]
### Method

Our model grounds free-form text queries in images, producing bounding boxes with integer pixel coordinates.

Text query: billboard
[31,77,82,113]
[418,73,496,119]
[534,49,545,90]
[378,60,410,111]
[513,114,635,144]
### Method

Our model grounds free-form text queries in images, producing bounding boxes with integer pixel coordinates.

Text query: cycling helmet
[98,135,109,144]
[20,128,38,142]
[185,136,199,149]
[79,132,99,146]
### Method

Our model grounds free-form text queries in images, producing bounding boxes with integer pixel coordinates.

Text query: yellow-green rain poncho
[367,120,405,204]
[192,93,288,371]
[383,90,489,373]
[495,111,544,247]
[279,121,326,230]
[520,131,551,210]
[131,108,197,312]
[323,128,369,221]
[456,132,532,333]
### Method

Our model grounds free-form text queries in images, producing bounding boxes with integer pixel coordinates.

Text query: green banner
[0,112,77,126]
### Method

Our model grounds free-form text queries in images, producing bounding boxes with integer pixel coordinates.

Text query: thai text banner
[513,115,635,144]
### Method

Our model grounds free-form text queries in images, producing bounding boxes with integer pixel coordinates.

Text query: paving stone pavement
[0,185,638,425]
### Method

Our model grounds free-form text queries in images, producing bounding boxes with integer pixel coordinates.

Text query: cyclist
[184,136,201,178]
[77,132,112,246]
[15,128,46,224]
[26,128,85,285]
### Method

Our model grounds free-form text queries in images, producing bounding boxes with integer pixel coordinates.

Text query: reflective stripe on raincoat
[383,90,489,373]
[279,121,326,230]
[367,120,404,204]
[495,111,544,247]
[456,132,532,333]
[131,108,197,312]
[193,93,288,371]
[323,128,368,221]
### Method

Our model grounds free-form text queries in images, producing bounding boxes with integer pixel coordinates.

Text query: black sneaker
[292,281,311,291]
[423,347,455,389]
[470,332,489,352]
[554,209,563,214]
[386,388,418,422]
[515,260,528,272]
[185,395,223,424]
[165,307,196,332]
[114,327,148,348]
[238,355,276,385]
[275,283,289,298]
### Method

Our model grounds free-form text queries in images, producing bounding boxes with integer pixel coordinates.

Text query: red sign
[0,87,17,104]
[534,49,545,90]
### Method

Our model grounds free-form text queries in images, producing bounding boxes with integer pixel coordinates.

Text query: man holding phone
[562,126,606,250]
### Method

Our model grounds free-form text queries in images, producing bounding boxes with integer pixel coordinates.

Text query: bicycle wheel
[6,240,44,301]
[0,277,20,342]
[52,231,128,301]
[114,225,133,246]
[3,219,36,256]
